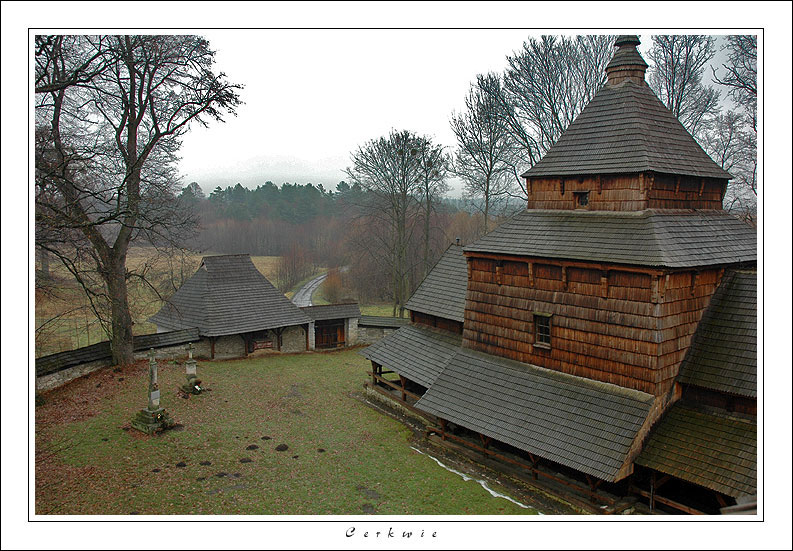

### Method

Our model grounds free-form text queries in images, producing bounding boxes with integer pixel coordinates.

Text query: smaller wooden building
[150,254,312,359]
[300,303,361,349]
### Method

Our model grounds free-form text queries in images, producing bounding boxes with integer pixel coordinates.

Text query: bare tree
[344,130,425,317]
[713,35,757,131]
[646,35,721,138]
[414,138,450,278]
[35,35,242,365]
[496,35,614,196]
[450,73,515,235]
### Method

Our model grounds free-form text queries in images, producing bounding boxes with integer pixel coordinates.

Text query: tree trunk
[106,256,135,366]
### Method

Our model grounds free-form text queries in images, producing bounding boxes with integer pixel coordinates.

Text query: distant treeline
[179,180,491,304]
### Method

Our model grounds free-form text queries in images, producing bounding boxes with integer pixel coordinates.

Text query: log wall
[411,311,464,334]
[462,255,724,395]
[524,173,726,211]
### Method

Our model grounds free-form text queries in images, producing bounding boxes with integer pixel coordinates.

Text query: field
[35,348,538,515]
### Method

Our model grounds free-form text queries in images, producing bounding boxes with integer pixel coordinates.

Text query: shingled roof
[464,209,756,268]
[301,303,361,321]
[522,36,732,180]
[678,270,757,397]
[360,324,462,389]
[636,405,756,498]
[405,244,468,323]
[416,348,655,481]
[149,254,310,336]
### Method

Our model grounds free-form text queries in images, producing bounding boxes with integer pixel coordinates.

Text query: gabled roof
[678,270,757,397]
[150,254,310,336]
[358,315,410,329]
[636,405,756,498]
[416,347,655,482]
[405,244,468,323]
[301,303,361,321]
[522,78,732,180]
[360,324,462,389]
[464,209,756,269]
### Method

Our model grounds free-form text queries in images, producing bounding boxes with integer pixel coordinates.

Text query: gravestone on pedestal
[131,349,175,434]
[180,343,203,395]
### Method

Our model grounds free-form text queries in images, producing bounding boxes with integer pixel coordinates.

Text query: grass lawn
[35,348,536,515]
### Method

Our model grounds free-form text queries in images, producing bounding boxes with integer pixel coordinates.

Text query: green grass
[359,304,408,318]
[35,349,536,515]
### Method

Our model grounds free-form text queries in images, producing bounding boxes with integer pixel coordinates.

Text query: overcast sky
[178,30,722,196]
[180,29,534,195]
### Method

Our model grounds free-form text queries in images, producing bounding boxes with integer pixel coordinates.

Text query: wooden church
[362,35,757,514]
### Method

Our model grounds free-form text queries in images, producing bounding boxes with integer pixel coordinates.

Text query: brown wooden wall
[462,255,724,395]
[411,311,464,334]
[681,384,757,416]
[524,173,726,211]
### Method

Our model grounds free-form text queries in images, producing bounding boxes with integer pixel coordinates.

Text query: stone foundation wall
[36,359,109,393]
[346,317,359,345]
[211,334,246,359]
[280,324,308,353]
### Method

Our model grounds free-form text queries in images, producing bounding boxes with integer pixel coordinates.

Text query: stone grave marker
[180,343,203,395]
[131,349,175,434]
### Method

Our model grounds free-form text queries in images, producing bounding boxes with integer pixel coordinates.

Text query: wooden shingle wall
[462,256,723,395]
[524,173,725,211]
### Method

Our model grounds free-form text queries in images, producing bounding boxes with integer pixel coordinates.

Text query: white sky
[3,2,793,550]
[179,31,666,195]
[180,29,532,193]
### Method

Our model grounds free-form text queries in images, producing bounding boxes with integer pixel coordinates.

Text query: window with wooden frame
[533,312,552,348]
[573,190,590,208]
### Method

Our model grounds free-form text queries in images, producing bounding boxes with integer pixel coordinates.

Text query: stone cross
[148,349,160,411]
[185,343,197,377]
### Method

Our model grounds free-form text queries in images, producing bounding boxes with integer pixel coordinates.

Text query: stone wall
[346,317,359,345]
[212,334,246,359]
[36,358,109,393]
[280,324,308,353]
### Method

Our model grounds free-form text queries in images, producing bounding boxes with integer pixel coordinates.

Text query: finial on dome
[606,34,648,85]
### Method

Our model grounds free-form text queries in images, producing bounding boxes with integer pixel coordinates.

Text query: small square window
[573,191,590,207]
[534,313,552,348]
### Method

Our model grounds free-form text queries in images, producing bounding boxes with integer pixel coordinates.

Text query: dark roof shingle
[406,244,468,322]
[464,209,756,268]
[358,315,410,329]
[150,254,310,336]
[360,324,462,388]
[678,270,757,397]
[636,405,756,498]
[416,348,655,481]
[301,303,361,321]
[522,80,732,180]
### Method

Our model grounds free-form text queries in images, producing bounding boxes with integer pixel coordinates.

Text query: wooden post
[698,178,705,197]
[439,418,447,441]
[713,491,728,508]
[675,176,680,194]
[596,174,602,194]
[371,361,379,385]
[561,265,568,291]
[528,262,535,288]
[649,471,656,512]
[399,375,407,402]
[210,336,215,360]
[495,263,503,286]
